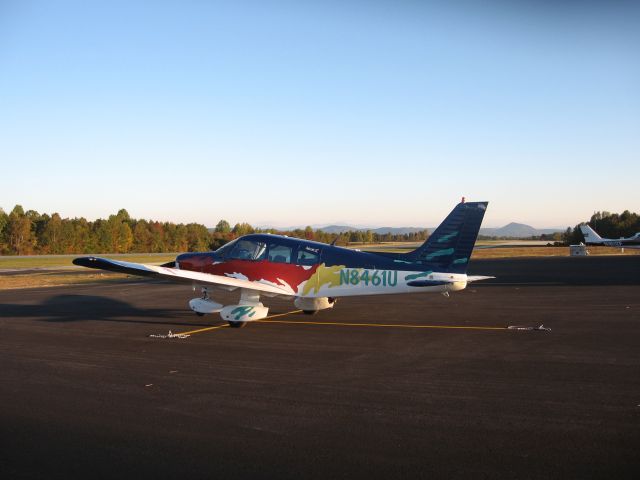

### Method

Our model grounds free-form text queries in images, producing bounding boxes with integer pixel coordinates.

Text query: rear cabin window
[297,248,319,266]
[268,243,293,263]
[228,240,267,261]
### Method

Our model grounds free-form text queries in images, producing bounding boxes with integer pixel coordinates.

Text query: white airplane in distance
[580,225,640,249]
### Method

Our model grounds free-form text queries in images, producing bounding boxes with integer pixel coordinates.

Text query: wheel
[195,312,205,317]
[228,321,247,328]
[303,310,318,315]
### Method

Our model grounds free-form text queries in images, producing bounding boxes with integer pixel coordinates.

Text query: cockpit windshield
[216,237,321,265]
[215,238,238,257]
[227,240,267,261]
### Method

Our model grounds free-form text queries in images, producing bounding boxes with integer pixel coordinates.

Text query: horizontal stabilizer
[466,275,495,282]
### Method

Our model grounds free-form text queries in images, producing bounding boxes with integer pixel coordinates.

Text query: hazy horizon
[0,200,577,231]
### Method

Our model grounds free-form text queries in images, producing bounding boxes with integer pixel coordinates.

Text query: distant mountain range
[254,222,563,238]
[313,225,428,235]
[478,222,563,238]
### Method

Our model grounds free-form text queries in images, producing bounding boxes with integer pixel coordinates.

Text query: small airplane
[579,225,640,249]
[74,200,493,328]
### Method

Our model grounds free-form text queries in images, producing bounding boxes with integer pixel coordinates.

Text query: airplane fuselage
[176,234,468,298]
[591,239,640,248]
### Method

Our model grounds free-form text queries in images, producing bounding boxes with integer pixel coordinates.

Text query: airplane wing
[72,257,293,296]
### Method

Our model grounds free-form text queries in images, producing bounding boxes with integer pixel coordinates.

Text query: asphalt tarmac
[1,256,639,479]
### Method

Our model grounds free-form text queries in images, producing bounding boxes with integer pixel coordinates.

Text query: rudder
[580,225,602,242]
[405,201,488,273]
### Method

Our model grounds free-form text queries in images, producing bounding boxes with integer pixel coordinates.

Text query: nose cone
[175,252,192,270]
[175,252,211,271]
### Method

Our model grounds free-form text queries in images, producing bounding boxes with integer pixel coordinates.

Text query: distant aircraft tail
[404,201,488,273]
[580,225,603,242]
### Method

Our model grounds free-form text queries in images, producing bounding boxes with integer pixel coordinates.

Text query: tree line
[0,206,212,255]
[0,205,428,255]
[3,204,636,255]
[562,210,640,245]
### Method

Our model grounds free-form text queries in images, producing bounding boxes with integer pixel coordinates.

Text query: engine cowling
[294,297,336,313]
[220,304,269,323]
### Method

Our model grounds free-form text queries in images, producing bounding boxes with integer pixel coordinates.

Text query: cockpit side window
[296,247,320,266]
[267,243,293,263]
[228,240,267,261]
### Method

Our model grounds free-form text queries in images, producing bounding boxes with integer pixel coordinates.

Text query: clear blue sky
[1,0,638,228]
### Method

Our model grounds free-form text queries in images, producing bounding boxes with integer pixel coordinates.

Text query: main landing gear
[189,290,337,327]
[295,297,337,315]
[188,288,269,327]
[227,321,247,328]
[188,288,224,316]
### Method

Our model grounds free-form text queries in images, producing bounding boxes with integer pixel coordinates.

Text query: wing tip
[73,256,99,267]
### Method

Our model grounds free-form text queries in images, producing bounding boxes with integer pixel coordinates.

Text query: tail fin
[580,225,603,242]
[405,201,488,273]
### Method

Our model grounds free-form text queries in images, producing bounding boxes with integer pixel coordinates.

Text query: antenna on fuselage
[461,196,465,203]
[330,237,338,246]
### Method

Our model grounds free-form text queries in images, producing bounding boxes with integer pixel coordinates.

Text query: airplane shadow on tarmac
[0,294,207,327]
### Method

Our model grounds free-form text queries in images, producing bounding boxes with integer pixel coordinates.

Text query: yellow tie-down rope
[149,310,544,339]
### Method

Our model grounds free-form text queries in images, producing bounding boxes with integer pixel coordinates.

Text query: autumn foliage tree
[1,204,441,256]
[0,206,216,255]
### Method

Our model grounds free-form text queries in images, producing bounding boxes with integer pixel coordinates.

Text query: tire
[228,321,247,328]
[195,312,205,317]
[302,310,318,315]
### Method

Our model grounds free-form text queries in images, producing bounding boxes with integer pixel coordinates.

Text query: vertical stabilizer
[405,201,488,273]
[580,225,603,242]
